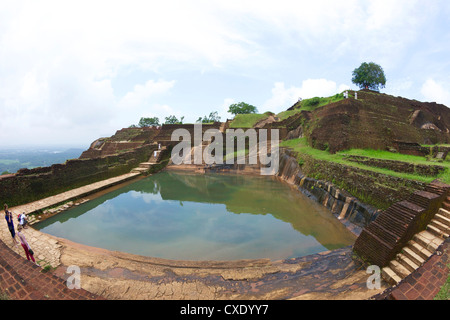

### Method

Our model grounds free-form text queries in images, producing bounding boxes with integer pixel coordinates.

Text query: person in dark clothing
[4,205,19,247]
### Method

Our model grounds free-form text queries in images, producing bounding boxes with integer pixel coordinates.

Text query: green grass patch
[337,148,435,164]
[434,265,450,300]
[297,93,346,111]
[229,114,269,128]
[280,138,449,184]
[276,109,302,121]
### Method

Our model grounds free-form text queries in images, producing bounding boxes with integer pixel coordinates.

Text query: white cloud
[221,98,236,119]
[421,78,450,107]
[0,1,448,146]
[262,79,350,113]
[118,80,176,109]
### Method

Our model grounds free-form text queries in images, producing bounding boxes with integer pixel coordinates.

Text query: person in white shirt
[18,212,28,228]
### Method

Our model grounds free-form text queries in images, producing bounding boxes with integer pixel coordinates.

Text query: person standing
[4,207,19,247]
[17,225,37,265]
[18,212,28,228]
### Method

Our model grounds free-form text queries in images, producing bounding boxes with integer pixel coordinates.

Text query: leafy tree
[352,62,386,91]
[227,102,258,115]
[196,111,221,123]
[138,117,160,127]
[164,115,184,124]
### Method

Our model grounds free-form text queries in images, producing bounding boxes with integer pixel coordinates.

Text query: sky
[1,0,450,149]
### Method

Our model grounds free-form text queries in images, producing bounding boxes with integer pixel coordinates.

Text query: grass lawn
[298,93,346,111]
[276,109,302,121]
[280,137,450,184]
[229,114,270,128]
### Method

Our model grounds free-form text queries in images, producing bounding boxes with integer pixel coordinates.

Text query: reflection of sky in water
[35,172,355,261]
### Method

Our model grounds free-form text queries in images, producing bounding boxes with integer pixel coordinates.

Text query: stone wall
[343,155,445,177]
[393,140,450,159]
[277,149,382,232]
[79,127,161,159]
[296,152,427,210]
[0,144,157,207]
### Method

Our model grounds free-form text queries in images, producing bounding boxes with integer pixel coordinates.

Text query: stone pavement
[1,172,141,270]
[8,172,140,216]
[0,172,144,300]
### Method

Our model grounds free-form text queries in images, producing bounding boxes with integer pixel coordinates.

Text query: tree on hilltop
[196,111,221,123]
[164,115,184,124]
[138,117,160,127]
[352,62,386,91]
[228,102,258,115]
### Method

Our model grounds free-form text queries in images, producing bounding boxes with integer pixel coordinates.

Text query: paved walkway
[8,172,140,215]
[1,172,144,300]
[1,172,140,269]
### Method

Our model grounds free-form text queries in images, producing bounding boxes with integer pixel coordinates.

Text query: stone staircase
[382,204,450,285]
[131,145,167,174]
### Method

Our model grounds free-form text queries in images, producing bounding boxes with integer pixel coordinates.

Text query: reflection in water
[35,172,356,261]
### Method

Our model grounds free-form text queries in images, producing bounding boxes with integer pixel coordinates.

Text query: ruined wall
[299,153,426,210]
[305,91,450,154]
[277,149,382,232]
[278,146,428,210]
[79,127,160,159]
[0,144,157,207]
[392,140,450,158]
[343,155,445,177]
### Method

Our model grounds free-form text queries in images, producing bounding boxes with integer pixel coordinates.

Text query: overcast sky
[1,0,450,148]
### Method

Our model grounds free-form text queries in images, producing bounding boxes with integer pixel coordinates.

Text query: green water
[35,171,356,261]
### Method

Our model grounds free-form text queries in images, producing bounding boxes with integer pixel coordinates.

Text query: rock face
[300,90,450,154]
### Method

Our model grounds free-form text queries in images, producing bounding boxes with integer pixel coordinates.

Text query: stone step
[138,162,154,169]
[396,253,419,273]
[434,213,450,227]
[402,246,426,267]
[431,218,450,231]
[414,231,445,251]
[408,240,433,261]
[427,222,449,238]
[131,167,148,173]
[389,260,411,279]
[442,202,450,211]
[438,208,450,219]
[382,267,402,286]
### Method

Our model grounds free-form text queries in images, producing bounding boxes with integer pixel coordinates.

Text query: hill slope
[293,90,450,154]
